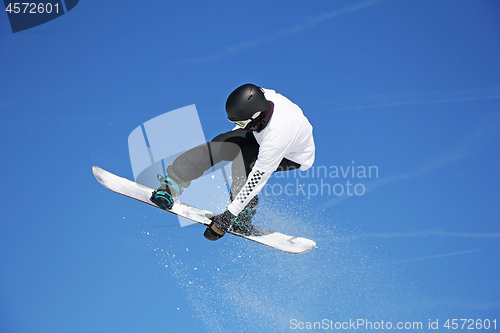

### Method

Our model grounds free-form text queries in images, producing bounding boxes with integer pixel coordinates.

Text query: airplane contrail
[382,248,480,266]
[184,0,388,64]
[354,230,500,239]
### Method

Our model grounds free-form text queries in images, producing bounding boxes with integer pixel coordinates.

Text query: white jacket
[227,88,315,215]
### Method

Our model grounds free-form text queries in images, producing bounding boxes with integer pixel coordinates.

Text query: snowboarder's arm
[227,134,291,215]
[227,168,271,215]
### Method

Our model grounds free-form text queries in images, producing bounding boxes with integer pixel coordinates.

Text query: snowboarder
[150,84,315,241]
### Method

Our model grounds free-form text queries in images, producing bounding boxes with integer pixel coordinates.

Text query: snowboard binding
[150,174,183,210]
[228,206,256,236]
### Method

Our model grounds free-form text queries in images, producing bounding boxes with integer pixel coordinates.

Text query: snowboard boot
[150,174,184,210]
[228,196,258,236]
[227,206,256,236]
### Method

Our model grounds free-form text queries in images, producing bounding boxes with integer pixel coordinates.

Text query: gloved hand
[204,210,236,241]
[212,210,236,233]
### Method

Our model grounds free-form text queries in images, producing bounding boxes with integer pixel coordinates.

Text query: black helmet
[225,84,267,122]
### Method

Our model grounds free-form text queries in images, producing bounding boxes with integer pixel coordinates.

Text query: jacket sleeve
[227,132,292,215]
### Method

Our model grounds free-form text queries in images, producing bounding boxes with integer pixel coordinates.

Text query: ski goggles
[231,111,262,128]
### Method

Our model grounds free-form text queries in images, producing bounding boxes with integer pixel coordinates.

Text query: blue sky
[1,1,499,332]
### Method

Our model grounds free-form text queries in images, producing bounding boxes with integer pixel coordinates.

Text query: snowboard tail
[92,166,316,254]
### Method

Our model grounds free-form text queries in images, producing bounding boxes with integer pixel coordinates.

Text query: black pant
[167,129,300,196]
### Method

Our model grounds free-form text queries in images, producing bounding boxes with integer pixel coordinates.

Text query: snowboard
[92,166,316,254]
